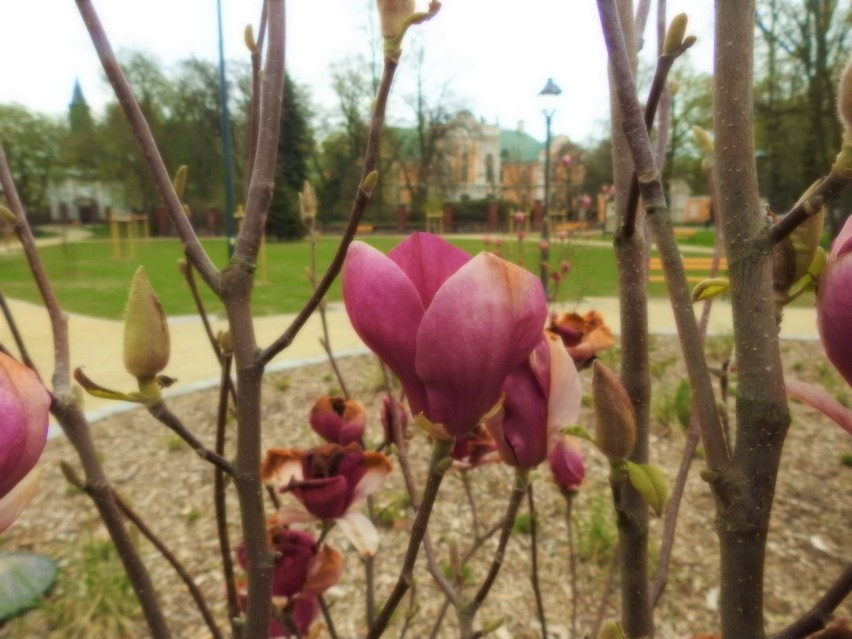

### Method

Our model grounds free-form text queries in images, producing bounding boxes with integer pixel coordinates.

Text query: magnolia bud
[597,619,627,639]
[0,205,17,225]
[592,361,636,461]
[299,180,317,223]
[376,0,415,39]
[172,165,188,201]
[692,125,714,154]
[244,24,258,54]
[790,180,825,282]
[663,13,688,55]
[123,267,170,379]
[362,170,379,192]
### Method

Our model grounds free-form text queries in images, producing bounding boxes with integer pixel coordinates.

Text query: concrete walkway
[0,227,821,424]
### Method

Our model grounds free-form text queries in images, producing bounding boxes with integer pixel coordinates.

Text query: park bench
[648,255,728,283]
[356,224,375,234]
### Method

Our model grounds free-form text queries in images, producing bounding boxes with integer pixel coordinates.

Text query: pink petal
[486,365,549,468]
[549,437,585,492]
[0,356,49,499]
[785,377,852,436]
[388,233,471,308]
[0,465,43,534]
[275,504,317,526]
[290,476,351,520]
[351,452,392,504]
[343,242,428,415]
[544,331,582,446]
[830,212,852,258]
[261,449,304,488]
[817,256,852,386]
[416,253,547,435]
[335,511,380,556]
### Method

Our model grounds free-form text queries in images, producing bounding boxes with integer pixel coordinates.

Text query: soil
[1,336,850,639]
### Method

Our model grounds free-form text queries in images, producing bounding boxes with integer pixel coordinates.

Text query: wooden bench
[649,256,728,283]
[356,224,375,234]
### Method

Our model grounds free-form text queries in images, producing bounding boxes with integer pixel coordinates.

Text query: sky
[0,1,715,145]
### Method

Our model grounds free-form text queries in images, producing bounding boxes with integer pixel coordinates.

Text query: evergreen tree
[267,75,314,240]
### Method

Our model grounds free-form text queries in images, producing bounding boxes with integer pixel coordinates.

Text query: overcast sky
[0,1,715,144]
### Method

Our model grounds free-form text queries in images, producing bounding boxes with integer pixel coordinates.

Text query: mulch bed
[1,335,850,639]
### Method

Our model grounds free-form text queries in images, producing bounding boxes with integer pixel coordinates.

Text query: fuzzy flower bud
[299,180,317,224]
[592,361,636,461]
[376,0,415,39]
[548,436,585,494]
[663,13,688,55]
[123,267,170,379]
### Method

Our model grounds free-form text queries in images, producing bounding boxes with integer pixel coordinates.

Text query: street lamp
[538,77,562,290]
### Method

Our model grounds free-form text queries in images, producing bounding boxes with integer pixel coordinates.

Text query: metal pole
[216,0,237,258]
[539,111,553,290]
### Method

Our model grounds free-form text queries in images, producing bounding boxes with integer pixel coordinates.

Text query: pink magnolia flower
[818,215,852,386]
[309,395,366,446]
[262,444,392,556]
[550,310,615,368]
[513,211,527,224]
[0,352,50,533]
[450,424,498,470]
[343,233,547,436]
[236,527,342,638]
[484,331,582,469]
[549,436,585,494]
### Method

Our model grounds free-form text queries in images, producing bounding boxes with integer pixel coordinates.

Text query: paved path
[0,227,821,424]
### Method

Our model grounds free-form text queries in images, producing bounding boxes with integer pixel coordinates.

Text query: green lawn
[0,234,699,320]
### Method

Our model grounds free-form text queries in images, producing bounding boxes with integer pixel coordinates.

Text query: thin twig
[590,544,621,639]
[770,563,852,639]
[565,494,579,639]
[74,0,220,292]
[0,291,39,376]
[364,495,377,626]
[2,143,171,637]
[398,581,418,639]
[213,353,241,637]
[460,469,529,628]
[768,169,852,246]
[319,595,340,639]
[147,401,235,476]
[365,438,453,639]
[258,56,399,366]
[461,471,480,538]
[527,483,548,639]
[60,466,223,639]
[597,0,730,473]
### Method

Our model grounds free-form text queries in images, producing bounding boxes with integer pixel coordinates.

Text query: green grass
[0,233,717,319]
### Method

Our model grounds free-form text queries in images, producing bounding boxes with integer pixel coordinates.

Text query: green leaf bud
[597,619,627,639]
[837,59,852,131]
[663,13,688,55]
[172,165,188,201]
[592,361,636,461]
[123,267,170,380]
[362,170,379,192]
[244,24,258,54]
[0,205,17,225]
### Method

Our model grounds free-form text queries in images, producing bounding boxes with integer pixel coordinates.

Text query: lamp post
[216,0,237,258]
[538,77,562,290]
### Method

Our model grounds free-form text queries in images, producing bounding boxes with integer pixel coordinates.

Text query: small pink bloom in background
[549,436,585,494]
[550,272,563,284]
[236,527,342,638]
[539,239,550,250]
[580,193,593,209]
[550,310,615,369]
[0,352,50,534]
[450,424,498,470]
[343,233,547,436]
[556,230,569,242]
[560,154,573,167]
[262,444,392,555]
[485,331,582,469]
[513,211,527,224]
[309,395,366,446]
[817,214,852,386]
[560,261,572,274]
